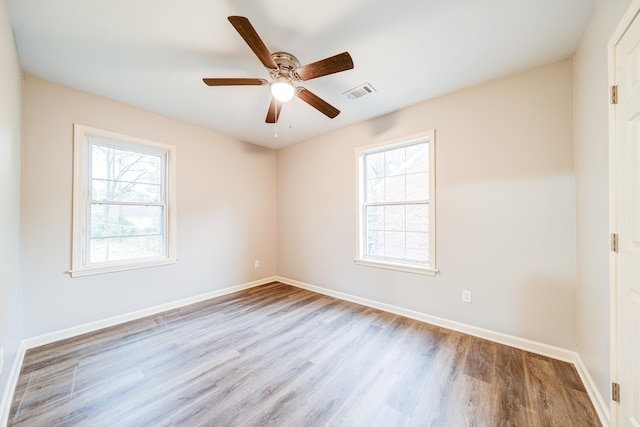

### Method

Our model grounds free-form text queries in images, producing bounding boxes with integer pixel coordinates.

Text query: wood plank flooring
[8,282,600,426]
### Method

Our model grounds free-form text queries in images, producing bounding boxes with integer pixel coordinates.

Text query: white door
[614,8,640,426]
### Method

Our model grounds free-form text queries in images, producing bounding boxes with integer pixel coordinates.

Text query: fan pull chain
[274,120,278,138]
[289,99,293,129]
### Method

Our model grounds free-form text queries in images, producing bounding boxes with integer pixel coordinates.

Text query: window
[355,131,436,275]
[71,124,177,277]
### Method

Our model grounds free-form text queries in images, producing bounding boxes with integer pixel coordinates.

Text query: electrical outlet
[254,260,260,268]
[462,290,472,304]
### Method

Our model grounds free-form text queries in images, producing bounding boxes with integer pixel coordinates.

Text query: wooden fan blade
[266,98,283,123]
[203,78,267,86]
[228,16,278,70]
[295,52,354,81]
[297,88,340,118]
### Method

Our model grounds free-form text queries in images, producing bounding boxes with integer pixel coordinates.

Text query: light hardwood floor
[8,282,600,426]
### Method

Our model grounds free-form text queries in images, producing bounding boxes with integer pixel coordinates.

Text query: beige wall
[574,0,632,409]
[0,0,23,414]
[277,59,576,349]
[21,76,278,337]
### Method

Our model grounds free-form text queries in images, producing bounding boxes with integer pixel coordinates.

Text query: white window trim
[70,124,177,277]
[354,130,437,276]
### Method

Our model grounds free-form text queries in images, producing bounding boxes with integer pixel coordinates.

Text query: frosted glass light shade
[270,80,295,102]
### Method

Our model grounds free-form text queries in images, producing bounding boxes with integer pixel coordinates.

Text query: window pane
[384,175,406,202]
[366,178,384,203]
[384,231,405,259]
[385,205,405,231]
[406,232,429,262]
[366,205,385,231]
[90,204,164,263]
[384,146,406,176]
[366,230,385,257]
[365,151,385,179]
[90,236,163,263]
[405,143,428,174]
[92,179,162,203]
[406,172,428,201]
[406,204,428,232]
[91,144,162,203]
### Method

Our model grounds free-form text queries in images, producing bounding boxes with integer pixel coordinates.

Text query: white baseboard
[22,276,278,350]
[0,342,27,427]
[275,275,610,426]
[574,355,611,426]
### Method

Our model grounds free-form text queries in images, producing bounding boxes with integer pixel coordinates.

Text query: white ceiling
[7,0,595,150]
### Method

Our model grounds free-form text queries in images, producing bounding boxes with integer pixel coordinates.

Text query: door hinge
[611,85,619,104]
[611,233,619,253]
[612,382,620,403]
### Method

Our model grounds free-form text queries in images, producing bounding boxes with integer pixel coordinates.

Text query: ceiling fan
[203,16,354,124]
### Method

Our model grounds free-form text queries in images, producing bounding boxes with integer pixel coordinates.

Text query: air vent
[343,83,376,100]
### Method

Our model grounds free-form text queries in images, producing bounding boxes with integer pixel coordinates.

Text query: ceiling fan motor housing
[270,52,300,81]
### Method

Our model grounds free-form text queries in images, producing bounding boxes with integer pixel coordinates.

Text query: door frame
[609,1,640,425]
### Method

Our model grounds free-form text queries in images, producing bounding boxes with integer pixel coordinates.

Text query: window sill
[354,259,438,276]
[69,258,176,277]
